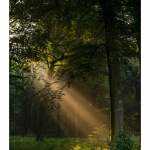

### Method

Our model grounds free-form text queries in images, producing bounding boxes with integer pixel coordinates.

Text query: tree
[98,0,140,140]
[9,0,140,141]
[10,0,101,140]
[98,0,123,140]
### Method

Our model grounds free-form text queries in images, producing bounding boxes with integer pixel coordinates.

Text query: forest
[9,0,141,149]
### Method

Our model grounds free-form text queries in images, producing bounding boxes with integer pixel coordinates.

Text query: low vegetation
[10,136,74,150]
[10,132,140,150]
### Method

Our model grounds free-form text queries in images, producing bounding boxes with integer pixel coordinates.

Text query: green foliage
[88,125,108,148]
[106,132,136,150]
[9,136,107,150]
[10,136,75,150]
[10,0,140,142]
[10,135,140,150]
[69,125,109,150]
[67,137,107,150]
[70,144,93,150]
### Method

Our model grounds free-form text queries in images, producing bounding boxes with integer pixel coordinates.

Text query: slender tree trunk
[22,96,25,137]
[99,0,123,141]
[75,102,78,137]
[28,109,31,132]
[36,104,46,141]
[9,118,12,135]
[64,113,67,136]
[25,103,28,134]
[34,110,37,134]
[57,108,61,137]
[136,6,141,136]
[21,73,27,137]
[135,0,141,66]
[135,75,141,133]
[9,98,13,135]
[21,96,28,137]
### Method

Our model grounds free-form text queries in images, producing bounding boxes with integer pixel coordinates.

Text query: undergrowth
[10,136,75,150]
[10,129,140,150]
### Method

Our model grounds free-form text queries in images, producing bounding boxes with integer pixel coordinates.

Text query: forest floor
[9,136,140,150]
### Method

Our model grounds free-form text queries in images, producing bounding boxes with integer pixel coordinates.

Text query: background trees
[98,0,140,140]
[9,0,140,141]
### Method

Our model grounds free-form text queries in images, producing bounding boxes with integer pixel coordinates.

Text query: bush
[106,131,134,150]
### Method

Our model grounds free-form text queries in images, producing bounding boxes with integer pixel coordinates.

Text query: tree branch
[87,44,105,66]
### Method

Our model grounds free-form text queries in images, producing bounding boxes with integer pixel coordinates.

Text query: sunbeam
[56,85,110,138]
[32,62,110,138]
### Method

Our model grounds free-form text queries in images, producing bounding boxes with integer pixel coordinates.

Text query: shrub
[106,131,134,150]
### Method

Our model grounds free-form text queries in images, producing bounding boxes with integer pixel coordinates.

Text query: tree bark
[135,75,141,133]
[57,109,61,137]
[34,110,37,134]
[9,98,13,135]
[22,96,25,137]
[135,1,141,136]
[36,104,46,141]
[99,0,123,141]
[75,102,78,137]
[107,50,123,140]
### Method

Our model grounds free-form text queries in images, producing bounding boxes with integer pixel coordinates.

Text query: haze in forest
[9,0,141,146]
[33,63,110,137]
[60,85,110,137]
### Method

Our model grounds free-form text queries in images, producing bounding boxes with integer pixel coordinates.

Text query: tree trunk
[34,110,37,134]
[36,104,46,141]
[135,1,141,136]
[99,0,123,141]
[22,96,25,137]
[135,75,141,133]
[75,102,78,137]
[9,98,13,135]
[57,109,61,137]
[107,51,123,140]
[25,103,28,134]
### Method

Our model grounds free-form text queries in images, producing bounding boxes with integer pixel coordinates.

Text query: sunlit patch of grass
[70,144,109,150]
[70,137,109,150]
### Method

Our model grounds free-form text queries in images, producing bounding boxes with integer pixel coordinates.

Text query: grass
[9,136,109,150]
[9,136,140,150]
[10,136,75,150]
